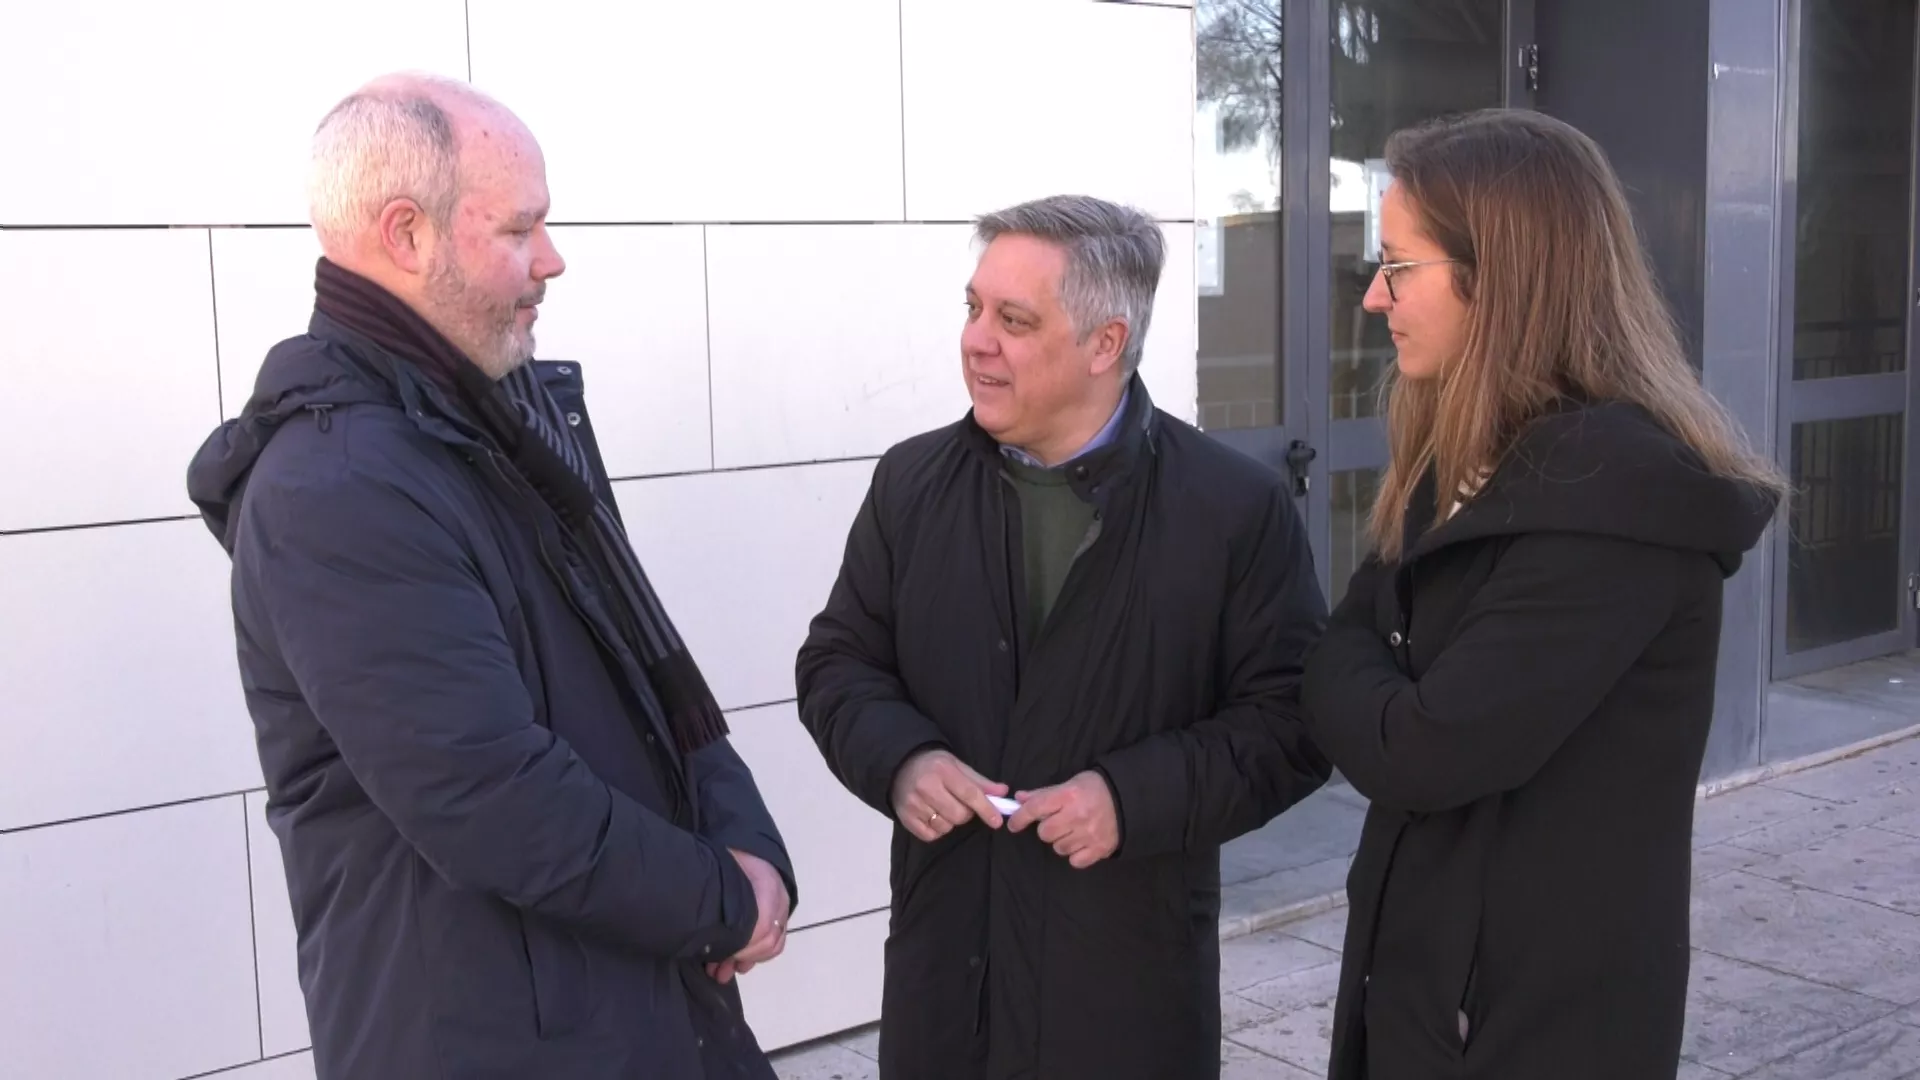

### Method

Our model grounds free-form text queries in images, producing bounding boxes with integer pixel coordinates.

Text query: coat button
[566,412,582,426]
[998,639,1009,652]
[1073,465,1089,480]
[1388,631,1404,646]
[969,955,981,968]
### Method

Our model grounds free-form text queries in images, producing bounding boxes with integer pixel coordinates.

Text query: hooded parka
[186,313,795,1080]
[1302,400,1778,1080]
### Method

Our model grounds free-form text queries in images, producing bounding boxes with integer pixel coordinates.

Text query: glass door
[1196,0,1536,604]
[1772,0,1920,679]
[1196,0,1306,489]
[1318,0,1533,603]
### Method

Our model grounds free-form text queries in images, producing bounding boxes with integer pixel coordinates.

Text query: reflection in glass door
[1322,0,1522,603]
[1195,1,1536,604]
[1196,0,1293,472]
[1773,0,1920,677]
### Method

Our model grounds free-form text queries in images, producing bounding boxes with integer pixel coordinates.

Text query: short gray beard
[423,255,531,380]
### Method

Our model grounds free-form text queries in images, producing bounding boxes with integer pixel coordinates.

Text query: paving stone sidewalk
[771,732,1920,1078]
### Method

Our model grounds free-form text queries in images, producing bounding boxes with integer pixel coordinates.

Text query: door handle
[1285,439,1318,497]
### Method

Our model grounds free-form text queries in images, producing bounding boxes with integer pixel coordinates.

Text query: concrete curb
[1214,723,1920,944]
[1217,888,1348,942]
[1697,722,1920,798]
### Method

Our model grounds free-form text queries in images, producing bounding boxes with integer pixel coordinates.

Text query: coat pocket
[517,911,594,1039]
[1455,962,1477,1052]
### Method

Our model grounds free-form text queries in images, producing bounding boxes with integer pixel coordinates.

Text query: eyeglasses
[1374,257,1462,303]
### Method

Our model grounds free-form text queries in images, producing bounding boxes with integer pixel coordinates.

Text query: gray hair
[974,194,1166,375]
[307,74,488,251]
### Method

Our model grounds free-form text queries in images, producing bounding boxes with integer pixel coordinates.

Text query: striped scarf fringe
[494,364,731,755]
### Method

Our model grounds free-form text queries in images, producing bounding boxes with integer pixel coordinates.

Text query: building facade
[0,3,1194,1076]
[1196,0,1920,783]
[2,1,1914,1078]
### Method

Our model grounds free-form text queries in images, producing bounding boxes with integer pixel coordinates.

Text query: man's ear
[1086,317,1130,378]
[375,199,434,275]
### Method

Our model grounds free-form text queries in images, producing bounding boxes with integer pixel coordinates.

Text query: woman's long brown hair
[1368,109,1786,560]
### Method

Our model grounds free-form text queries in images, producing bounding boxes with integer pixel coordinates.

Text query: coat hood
[1411,400,1780,577]
[185,314,401,553]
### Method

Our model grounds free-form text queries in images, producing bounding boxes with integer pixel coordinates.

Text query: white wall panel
[725,703,891,929]
[1,229,219,531]
[708,220,1200,463]
[469,0,905,224]
[0,799,259,1080]
[211,224,713,477]
[0,2,467,225]
[247,793,312,1058]
[539,225,712,477]
[0,521,259,831]
[212,226,324,417]
[902,0,1195,222]
[212,1053,317,1080]
[706,225,975,469]
[613,460,874,712]
[213,228,326,420]
[738,909,888,1052]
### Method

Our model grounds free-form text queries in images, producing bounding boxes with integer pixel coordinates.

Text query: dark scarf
[312,257,728,756]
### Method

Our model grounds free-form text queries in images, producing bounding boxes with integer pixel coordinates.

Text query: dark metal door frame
[1308,0,1539,597]
[1198,0,1325,581]
[1290,0,1336,588]
[1206,0,1541,602]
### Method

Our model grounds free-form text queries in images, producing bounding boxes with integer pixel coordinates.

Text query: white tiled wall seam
[0,1,1196,1077]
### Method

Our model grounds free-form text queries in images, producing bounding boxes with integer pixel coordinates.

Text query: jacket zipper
[998,479,1024,687]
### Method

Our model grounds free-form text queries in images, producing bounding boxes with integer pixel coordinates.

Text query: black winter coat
[1302,401,1777,1080]
[185,313,795,1080]
[796,380,1332,1080]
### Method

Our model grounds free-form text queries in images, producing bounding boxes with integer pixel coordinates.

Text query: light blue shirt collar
[999,387,1131,470]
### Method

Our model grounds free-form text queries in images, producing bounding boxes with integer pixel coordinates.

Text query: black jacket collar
[960,374,1158,500]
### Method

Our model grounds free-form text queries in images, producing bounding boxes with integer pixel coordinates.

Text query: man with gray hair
[797,194,1331,1078]
[187,72,793,1079]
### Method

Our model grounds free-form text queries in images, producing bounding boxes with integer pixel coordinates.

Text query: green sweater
[1004,458,1099,641]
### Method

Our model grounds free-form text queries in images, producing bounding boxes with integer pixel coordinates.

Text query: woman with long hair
[1301,108,1786,1079]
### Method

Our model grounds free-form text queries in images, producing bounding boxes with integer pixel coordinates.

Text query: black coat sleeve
[1330,553,1389,629]
[241,464,759,962]
[1092,487,1333,860]
[1302,533,1681,813]
[795,463,949,817]
[687,738,799,914]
